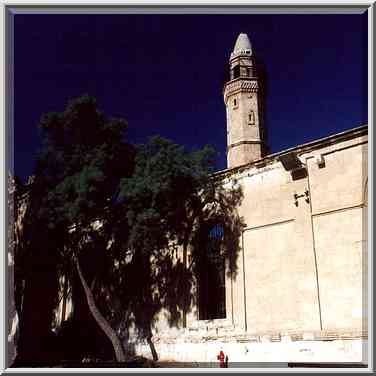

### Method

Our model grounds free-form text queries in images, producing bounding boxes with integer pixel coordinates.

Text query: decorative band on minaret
[223,33,267,169]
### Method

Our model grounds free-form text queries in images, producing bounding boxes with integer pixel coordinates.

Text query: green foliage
[114,136,245,334]
[118,136,216,256]
[34,94,134,239]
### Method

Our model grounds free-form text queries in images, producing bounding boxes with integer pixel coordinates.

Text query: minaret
[224,33,266,169]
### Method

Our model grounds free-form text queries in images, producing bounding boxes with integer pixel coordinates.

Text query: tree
[116,137,244,354]
[15,95,245,364]
[115,137,218,356]
[17,95,134,362]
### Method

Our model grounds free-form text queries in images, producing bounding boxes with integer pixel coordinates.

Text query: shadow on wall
[120,179,246,359]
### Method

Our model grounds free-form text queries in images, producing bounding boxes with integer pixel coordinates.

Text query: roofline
[213,125,368,178]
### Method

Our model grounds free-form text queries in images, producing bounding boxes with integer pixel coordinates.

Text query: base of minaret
[227,142,263,169]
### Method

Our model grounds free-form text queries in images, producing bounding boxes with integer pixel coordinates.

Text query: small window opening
[248,110,255,125]
[198,224,226,320]
[233,98,237,107]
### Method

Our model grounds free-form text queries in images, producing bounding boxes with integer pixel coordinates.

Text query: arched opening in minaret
[233,65,240,79]
[197,224,226,320]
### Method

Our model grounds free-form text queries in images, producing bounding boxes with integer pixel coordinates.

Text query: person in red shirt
[217,351,228,368]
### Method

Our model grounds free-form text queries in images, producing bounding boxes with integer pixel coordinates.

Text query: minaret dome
[231,33,252,59]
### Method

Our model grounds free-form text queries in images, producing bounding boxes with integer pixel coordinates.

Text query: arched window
[233,65,240,79]
[198,224,226,320]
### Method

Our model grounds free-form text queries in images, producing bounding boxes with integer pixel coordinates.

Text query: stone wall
[145,126,368,364]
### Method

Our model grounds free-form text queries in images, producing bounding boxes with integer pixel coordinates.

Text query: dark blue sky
[14,13,368,181]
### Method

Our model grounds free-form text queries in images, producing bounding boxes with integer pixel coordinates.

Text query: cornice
[224,78,259,103]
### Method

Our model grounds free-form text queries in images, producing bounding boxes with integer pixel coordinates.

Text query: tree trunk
[182,243,188,328]
[147,335,158,361]
[75,258,126,362]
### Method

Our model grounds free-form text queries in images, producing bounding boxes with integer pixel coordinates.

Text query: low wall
[134,335,367,364]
